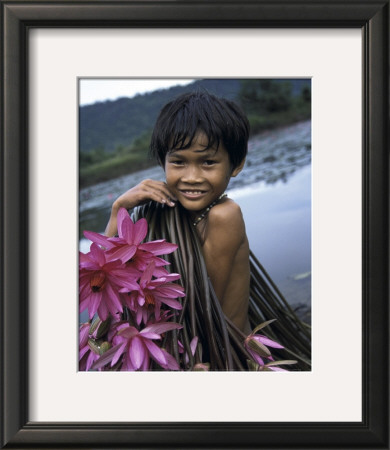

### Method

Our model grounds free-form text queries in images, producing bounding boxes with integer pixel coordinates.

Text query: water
[231,166,311,309]
[79,120,311,317]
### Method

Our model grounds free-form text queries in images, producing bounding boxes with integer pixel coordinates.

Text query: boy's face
[164,132,243,215]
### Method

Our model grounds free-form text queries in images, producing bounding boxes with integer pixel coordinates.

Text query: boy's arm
[202,201,250,330]
[104,179,176,236]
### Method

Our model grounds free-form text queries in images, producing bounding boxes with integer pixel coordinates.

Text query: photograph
[1,0,389,448]
[78,78,312,372]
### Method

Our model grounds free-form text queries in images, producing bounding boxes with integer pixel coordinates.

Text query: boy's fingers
[153,184,177,203]
[138,180,176,206]
[150,180,177,200]
[147,188,176,207]
[153,182,177,201]
[163,183,177,201]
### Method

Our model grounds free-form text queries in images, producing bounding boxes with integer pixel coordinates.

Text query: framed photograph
[1,1,388,448]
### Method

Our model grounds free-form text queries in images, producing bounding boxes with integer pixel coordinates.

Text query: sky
[79,78,195,106]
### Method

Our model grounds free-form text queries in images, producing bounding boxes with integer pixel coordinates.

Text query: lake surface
[79,120,311,317]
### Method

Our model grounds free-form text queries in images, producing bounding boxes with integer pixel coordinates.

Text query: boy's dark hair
[150,91,250,169]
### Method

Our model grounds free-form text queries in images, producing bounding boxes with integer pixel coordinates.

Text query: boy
[105,91,251,333]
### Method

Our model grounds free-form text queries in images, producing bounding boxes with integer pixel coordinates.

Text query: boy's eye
[203,160,216,166]
[169,160,184,166]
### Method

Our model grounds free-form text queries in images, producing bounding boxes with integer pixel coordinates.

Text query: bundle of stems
[132,202,311,371]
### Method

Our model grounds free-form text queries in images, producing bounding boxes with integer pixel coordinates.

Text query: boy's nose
[181,165,203,183]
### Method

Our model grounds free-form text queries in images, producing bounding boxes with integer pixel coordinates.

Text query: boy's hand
[105,179,176,236]
[115,179,176,210]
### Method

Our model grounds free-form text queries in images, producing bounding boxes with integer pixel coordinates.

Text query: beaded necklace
[192,193,227,227]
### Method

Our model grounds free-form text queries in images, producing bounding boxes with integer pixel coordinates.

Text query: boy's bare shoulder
[207,198,246,236]
[208,197,243,221]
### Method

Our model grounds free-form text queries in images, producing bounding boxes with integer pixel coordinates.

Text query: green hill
[79,79,241,153]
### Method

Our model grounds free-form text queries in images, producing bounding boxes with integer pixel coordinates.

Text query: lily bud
[247,360,261,371]
[87,338,100,355]
[96,316,112,339]
[89,316,101,335]
[99,341,112,355]
[245,336,271,358]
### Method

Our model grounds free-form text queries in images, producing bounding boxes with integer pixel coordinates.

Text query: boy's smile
[164,133,243,216]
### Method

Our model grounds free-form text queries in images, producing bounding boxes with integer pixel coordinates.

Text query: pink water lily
[92,321,183,371]
[120,261,184,324]
[244,320,284,367]
[79,243,140,320]
[84,208,178,270]
[245,333,284,366]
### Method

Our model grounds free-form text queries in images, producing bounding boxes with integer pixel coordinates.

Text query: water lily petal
[160,273,182,282]
[117,324,138,339]
[154,300,161,320]
[143,322,183,335]
[140,355,150,371]
[79,324,90,348]
[104,282,124,314]
[111,342,127,366]
[89,243,106,267]
[133,218,148,244]
[102,259,126,271]
[249,350,265,366]
[117,279,139,293]
[79,345,89,360]
[155,285,185,298]
[83,230,115,249]
[143,339,167,366]
[140,261,155,287]
[129,336,145,370]
[157,297,183,310]
[252,335,284,349]
[136,307,143,326]
[185,336,198,364]
[139,331,161,340]
[89,291,102,319]
[137,293,145,307]
[267,366,288,372]
[79,251,92,266]
[79,294,91,315]
[86,352,99,372]
[107,244,137,263]
[190,336,199,356]
[121,356,135,371]
[111,265,140,280]
[139,240,178,255]
[97,296,110,321]
[160,349,180,370]
[151,266,170,278]
[141,255,170,268]
[117,208,133,241]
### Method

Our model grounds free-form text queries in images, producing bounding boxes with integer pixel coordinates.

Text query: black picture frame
[1,1,389,448]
